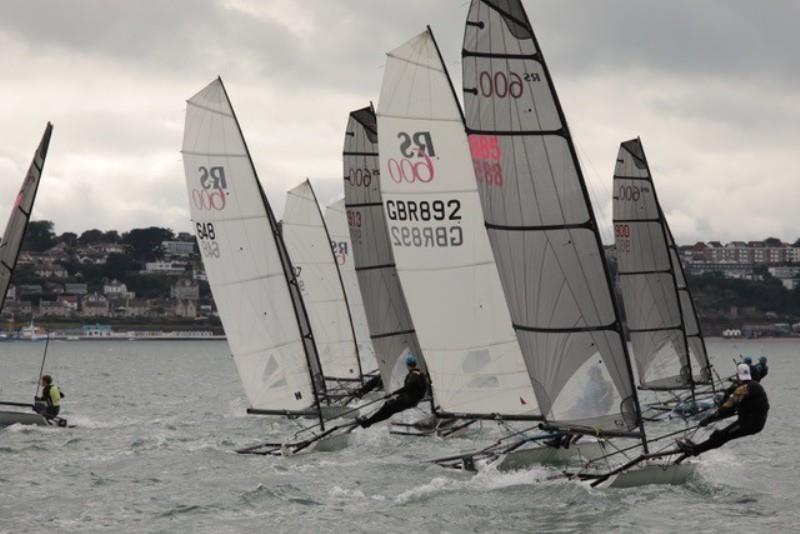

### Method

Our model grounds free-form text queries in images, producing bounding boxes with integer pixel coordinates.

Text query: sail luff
[0,122,53,314]
[308,181,364,384]
[217,82,327,417]
[628,138,712,385]
[462,0,644,441]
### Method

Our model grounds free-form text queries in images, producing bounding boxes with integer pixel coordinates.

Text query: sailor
[34,374,63,419]
[752,356,768,382]
[356,354,428,428]
[677,363,768,456]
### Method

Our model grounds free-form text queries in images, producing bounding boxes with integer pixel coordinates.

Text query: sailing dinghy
[0,123,65,428]
[376,29,542,432]
[433,0,698,486]
[282,179,367,398]
[612,138,718,420]
[323,198,379,377]
[182,78,350,454]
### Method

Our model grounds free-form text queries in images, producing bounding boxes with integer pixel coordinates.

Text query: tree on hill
[21,220,56,251]
[123,227,174,261]
[57,232,78,247]
[102,230,121,243]
[764,237,783,246]
[78,229,104,245]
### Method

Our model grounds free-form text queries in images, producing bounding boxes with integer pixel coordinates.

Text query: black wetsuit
[752,363,768,382]
[687,380,769,455]
[359,368,427,427]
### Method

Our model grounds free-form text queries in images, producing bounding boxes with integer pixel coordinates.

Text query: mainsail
[324,198,378,374]
[343,105,425,391]
[378,29,539,417]
[462,0,641,431]
[613,138,712,387]
[282,179,363,382]
[0,123,53,313]
[181,78,324,419]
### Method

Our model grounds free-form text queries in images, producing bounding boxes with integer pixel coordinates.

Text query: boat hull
[497,441,607,470]
[0,410,49,427]
[606,462,695,488]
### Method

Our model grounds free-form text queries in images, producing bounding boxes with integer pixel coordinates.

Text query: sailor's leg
[692,421,754,454]
[360,399,411,427]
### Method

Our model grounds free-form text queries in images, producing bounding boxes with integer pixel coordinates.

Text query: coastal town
[2,220,799,339]
[0,222,220,338]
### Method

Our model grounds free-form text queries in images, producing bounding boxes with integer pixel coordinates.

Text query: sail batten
[377,28,540,417]
[462,0,641,432]
[181,78,323,418]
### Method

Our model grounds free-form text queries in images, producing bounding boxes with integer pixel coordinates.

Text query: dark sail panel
[343,106,425,390]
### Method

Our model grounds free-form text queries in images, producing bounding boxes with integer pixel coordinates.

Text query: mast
[307,178,365,384]
[218,80,327,424]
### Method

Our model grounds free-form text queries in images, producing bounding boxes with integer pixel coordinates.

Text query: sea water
[0,338,796,533]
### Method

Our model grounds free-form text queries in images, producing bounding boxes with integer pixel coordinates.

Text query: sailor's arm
[701,384,748,425]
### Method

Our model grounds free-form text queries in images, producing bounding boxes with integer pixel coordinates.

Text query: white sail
[343,106,426,391]
[462,0,641,431]
[614,138,712,387]
[282,180,362,381]
[324,198,378,374]
[377,29,539,416]
[0,123,52,313]
[181,78,322,414]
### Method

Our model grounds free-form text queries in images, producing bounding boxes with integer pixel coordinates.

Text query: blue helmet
[759,356,768,364]
[743,356,752,365]
[405,354,418,367]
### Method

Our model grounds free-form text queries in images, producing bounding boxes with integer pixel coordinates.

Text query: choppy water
[0,338,797,533]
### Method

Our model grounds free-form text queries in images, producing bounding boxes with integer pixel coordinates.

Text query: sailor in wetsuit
[34,374,63,419]
[357,354,428,428]
[752,356,768,382]
[677,363,768,456]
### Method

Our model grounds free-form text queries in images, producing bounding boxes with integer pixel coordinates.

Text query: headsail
[613,139,711,387]
[282,180,363,382]
[181,78,324,418]
[0,123,52,314]
[462,0,641,431]
[378,29,539,417]
[343,105,425,391]
[324,198,378,374]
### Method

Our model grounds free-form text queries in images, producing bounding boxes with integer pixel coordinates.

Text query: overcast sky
[1,0,797,244]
